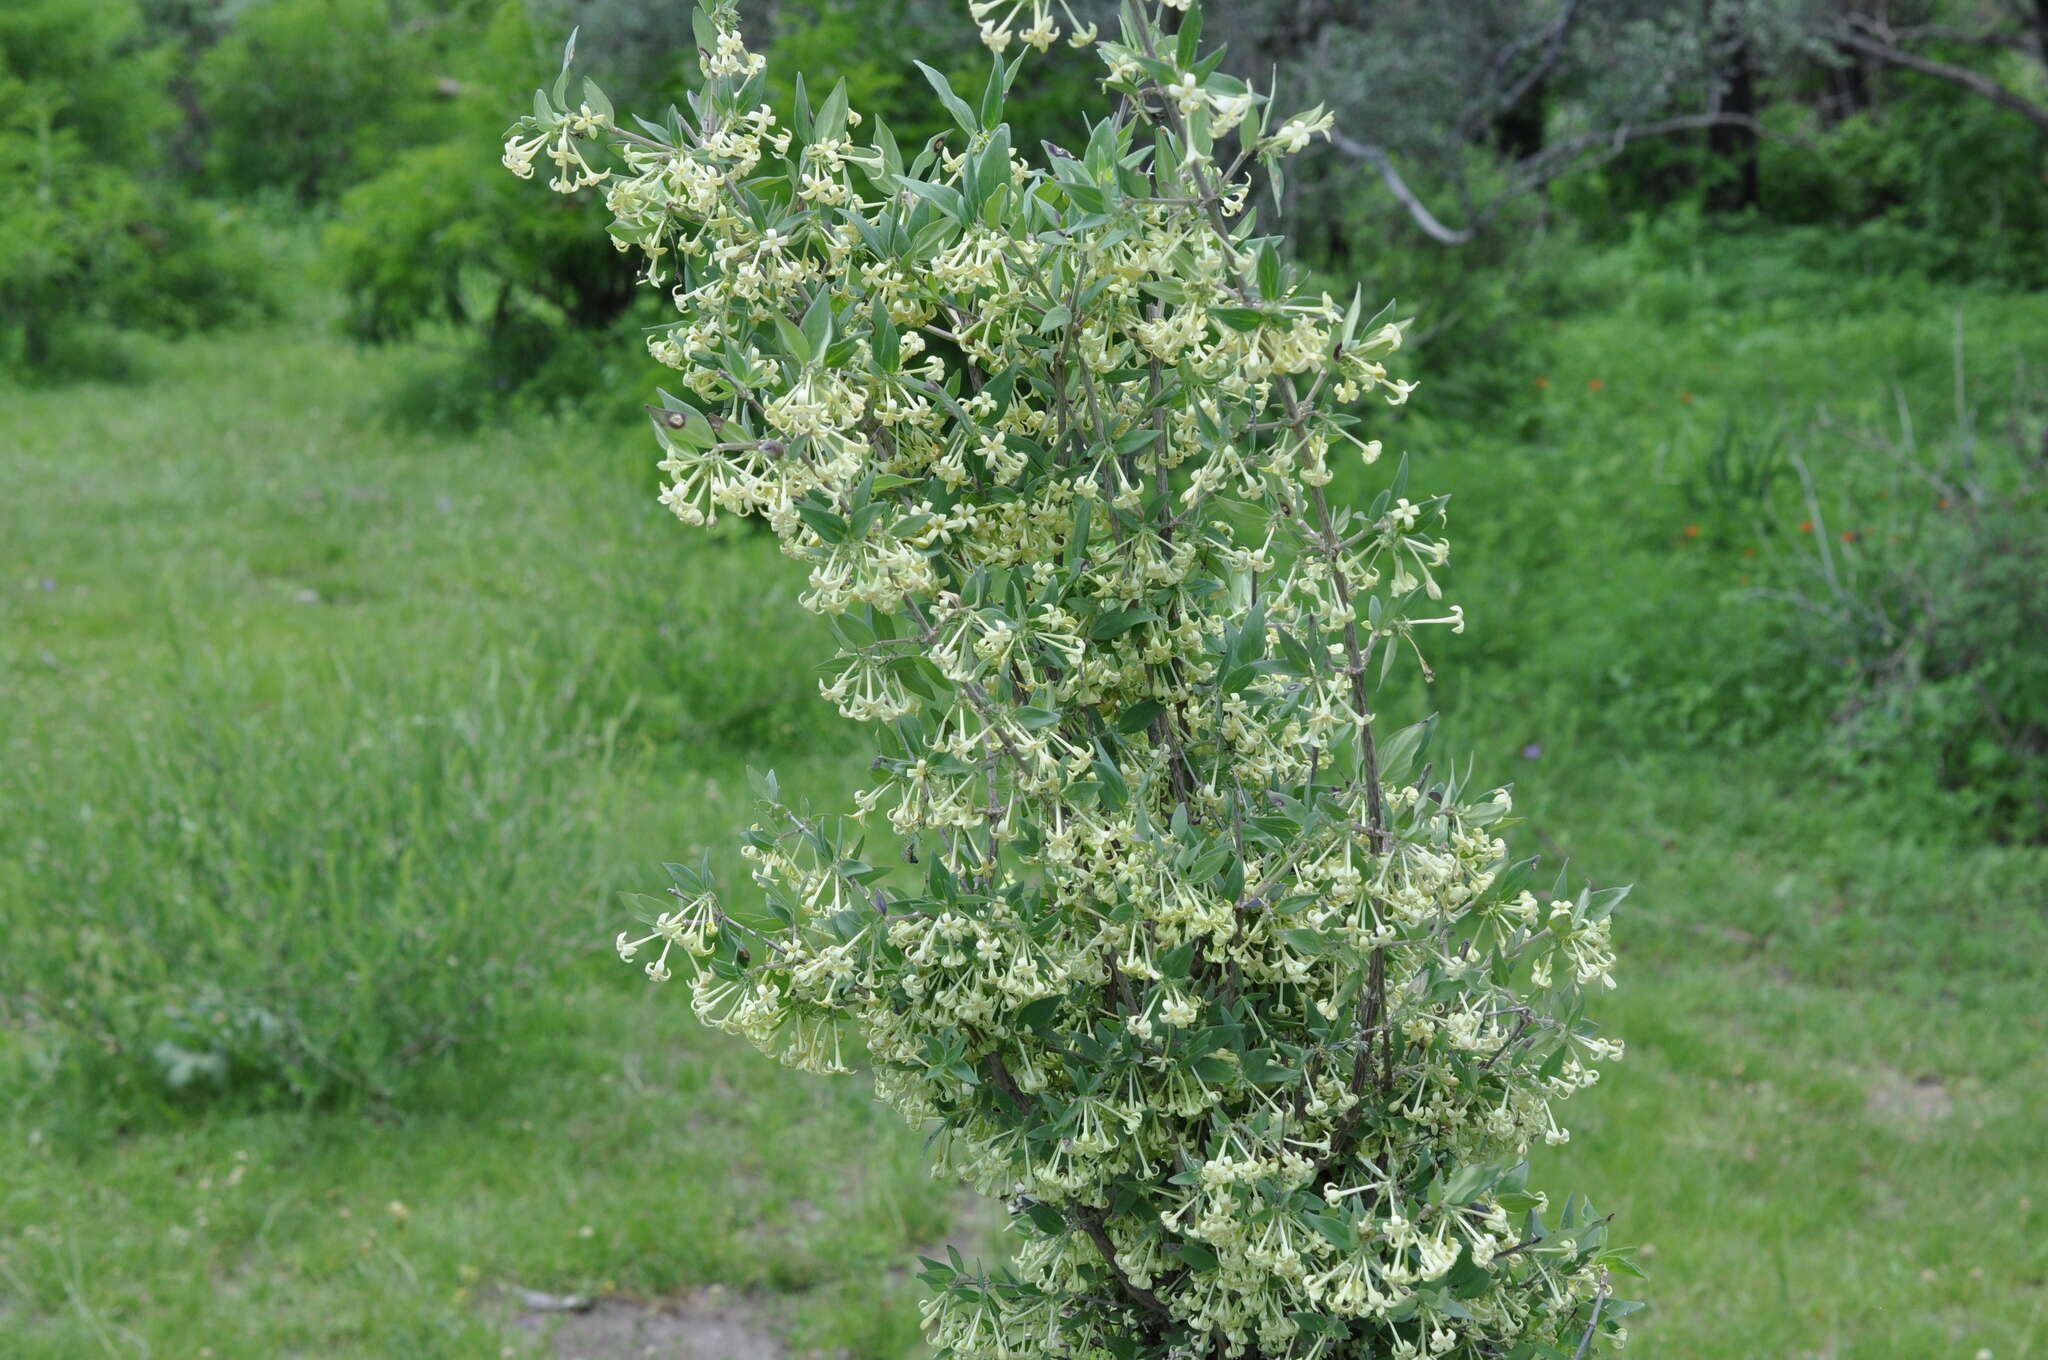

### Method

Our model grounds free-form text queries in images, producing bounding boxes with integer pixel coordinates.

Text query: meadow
[3,226,2044,1358]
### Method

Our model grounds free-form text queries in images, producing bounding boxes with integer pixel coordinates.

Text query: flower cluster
[508,4,1637,1356]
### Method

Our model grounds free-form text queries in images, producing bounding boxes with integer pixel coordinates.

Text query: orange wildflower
[1587,378,1604,392]
[1799,519,1814,534]
[1682,524,1701,539]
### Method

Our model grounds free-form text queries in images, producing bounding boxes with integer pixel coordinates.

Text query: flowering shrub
[508,3,1638,1354]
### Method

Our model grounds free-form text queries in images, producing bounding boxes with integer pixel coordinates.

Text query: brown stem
[1075,1209,1175,1322]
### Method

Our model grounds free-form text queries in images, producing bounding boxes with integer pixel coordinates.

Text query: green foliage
[329,131,649,423]
[1758,83,2048,287]
[1295,179,1564,417]
[1562,60,2048,287]
[1,645,630,1108]
[0,0,260,371]
[1757,386,2048,841]
[194,0,442,204]
[325,2,656,422]
[324,0,1098,425]
[3,221,2044,1359]
[764,0,1097,148]
[517,4,1639,1353]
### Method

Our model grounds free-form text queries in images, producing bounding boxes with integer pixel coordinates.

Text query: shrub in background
[193,0,449,204]
[1759,368,2048,842]
[1757,79,2048,289]
[512,2,1638,1354]
[328,1,677,424]
[329,0,1100,424]
[0,0,260,372]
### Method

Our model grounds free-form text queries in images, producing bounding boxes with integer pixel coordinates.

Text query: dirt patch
[1864,1070,1953,1137]
[505,1285,787,1360]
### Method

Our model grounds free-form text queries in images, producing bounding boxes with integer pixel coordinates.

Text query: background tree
[0,0,258,371]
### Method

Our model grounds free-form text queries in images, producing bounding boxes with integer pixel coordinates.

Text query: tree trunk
[1493,72,1547,163]
[1829,37,1873,121]
[1706,25,1760,212]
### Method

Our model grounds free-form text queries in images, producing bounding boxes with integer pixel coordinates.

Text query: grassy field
[3,232,2044,1357]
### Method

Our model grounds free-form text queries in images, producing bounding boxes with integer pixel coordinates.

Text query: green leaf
[1277,928,1327,955]
[914,61,979,135]
[646,400,714,451]
[1174,7,1203,68]
[1114,699,1164,734]
[1302,1210,1357,1252]
[1092,756,1129,812]
[773,312,812,365]
[796,499,848,542]
[1440,1162,1499,1205]
[1158,941,1197,979]
[1375,715,1435,785]
[1089,607,1158,640]
[1112,426,1159,456]
[871,298,900,371]
[1061,180,1106,215]
[898,176,966,222]
[1240,1048,1291,1085]
[1256,241,1282,302]
[979,52,1016,130]
[814,78,850,141]
[970,125,1013,210]
[1015,995,1062,1031]
[552,25,578,106]
[800,289,834,357]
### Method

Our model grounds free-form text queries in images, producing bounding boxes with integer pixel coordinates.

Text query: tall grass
[2,642,631,1107]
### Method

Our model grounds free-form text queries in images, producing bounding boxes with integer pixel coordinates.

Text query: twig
[1571,1273,1611,1360]
[1074,1209,1175,1322]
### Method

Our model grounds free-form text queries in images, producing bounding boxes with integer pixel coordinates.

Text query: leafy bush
[0,646,629,1109]
[330,129,652,423]
[325,1,665,423]
[1758,80,2048,287]
[193,0,446,204]
[1759,377,2048,841]
[514,3,1639,1354]
[0,0,261,371]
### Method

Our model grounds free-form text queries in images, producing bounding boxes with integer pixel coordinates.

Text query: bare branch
[1330,112,1782,248]
[1881,22,2037,55]
[1452,0,1590,148]
[1481,0,1588,137]
[1571,1273,1611,1360]
[1326,132,1477,245]
[1074,1209,1175,1322]
[1834,20,2048,133]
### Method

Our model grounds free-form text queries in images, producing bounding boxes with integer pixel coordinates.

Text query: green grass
[3,231,2045,1357]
